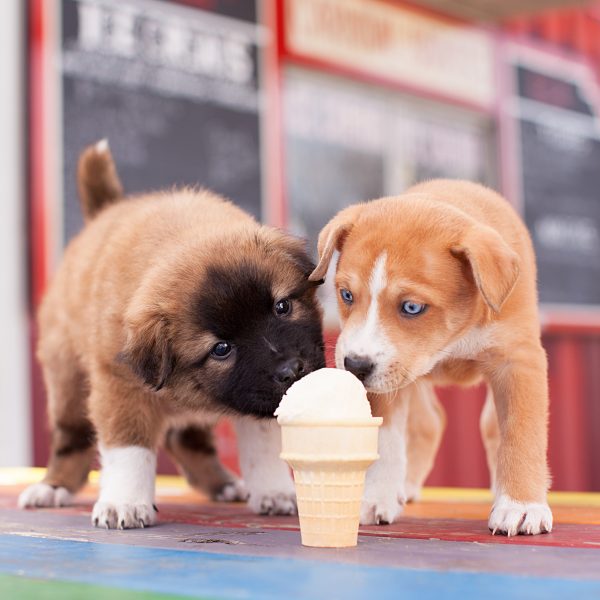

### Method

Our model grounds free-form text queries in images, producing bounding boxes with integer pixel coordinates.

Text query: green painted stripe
[0,574,212,600]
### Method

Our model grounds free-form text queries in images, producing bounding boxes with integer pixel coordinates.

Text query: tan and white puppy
[310,179,552,536]
[19,141,325,528]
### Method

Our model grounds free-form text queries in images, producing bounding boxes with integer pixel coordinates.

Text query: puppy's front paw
[214,478,249,503]
[360,490,405,525]
[248,492,297,516]
[18,483,72,509]
[489,495,553,536]
[405,481,422,503]
[92,501,157,529]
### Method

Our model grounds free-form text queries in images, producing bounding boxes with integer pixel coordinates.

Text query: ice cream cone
[280,418,382,548]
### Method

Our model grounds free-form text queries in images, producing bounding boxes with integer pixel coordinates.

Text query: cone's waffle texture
[280,419,382,548]
[292,462,370,547]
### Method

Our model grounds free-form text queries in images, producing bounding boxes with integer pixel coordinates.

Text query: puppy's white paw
[18,483,72,509]
[92,501,157,529]
[248,492,297,516]
[489,494,553,536]
[214,478,249,502]
[360,490,405,525]
[360,463,406,525]
[405,481,422,503]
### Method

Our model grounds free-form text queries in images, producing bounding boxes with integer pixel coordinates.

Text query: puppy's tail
[77,139,124,222]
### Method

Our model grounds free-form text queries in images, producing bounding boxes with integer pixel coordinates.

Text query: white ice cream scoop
[274,367,372,423]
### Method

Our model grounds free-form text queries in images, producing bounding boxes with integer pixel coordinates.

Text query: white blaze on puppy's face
[336,252,398,392]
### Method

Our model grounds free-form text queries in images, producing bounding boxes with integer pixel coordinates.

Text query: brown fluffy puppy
[20,140,325,528]
[310,179,552,536]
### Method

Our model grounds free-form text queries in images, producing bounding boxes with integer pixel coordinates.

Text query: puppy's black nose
[344,355,374,382]
[275,358,304,384]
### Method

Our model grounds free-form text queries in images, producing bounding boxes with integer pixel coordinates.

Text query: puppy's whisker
[263,336,279,354]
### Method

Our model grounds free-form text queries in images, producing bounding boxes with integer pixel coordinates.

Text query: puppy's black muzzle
[274,358,304,385]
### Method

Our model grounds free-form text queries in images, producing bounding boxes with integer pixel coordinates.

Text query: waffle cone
[280,419,382,547]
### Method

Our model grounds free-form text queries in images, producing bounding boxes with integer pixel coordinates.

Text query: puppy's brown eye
[274,298,291,316]
[210,342,233,359]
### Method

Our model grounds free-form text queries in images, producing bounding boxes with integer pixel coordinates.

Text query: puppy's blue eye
[274,298,291,316]
[340,288,353,305]
[401,301,427,317]
[211,342,233,359]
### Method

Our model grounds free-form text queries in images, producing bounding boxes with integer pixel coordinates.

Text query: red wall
[431,331,600,491]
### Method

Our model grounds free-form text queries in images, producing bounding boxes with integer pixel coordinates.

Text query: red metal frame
[29,0,48,311]
[28,0,52,467]
[264,0,288,228]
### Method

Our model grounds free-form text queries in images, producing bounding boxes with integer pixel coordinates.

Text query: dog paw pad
[214,479,249,503]
[488,495,553,536]
[248,492,297,516]
[18,483,72,509]
[92,501,157,529]
[360,494,405,526]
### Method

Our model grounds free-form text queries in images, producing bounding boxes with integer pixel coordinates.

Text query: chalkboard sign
[511,54,600,306]
[60,0,263,243]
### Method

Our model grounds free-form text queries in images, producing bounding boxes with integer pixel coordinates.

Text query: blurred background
[2,0,599,490]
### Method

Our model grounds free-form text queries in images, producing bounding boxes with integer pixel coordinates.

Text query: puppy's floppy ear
[121,309,174,391]
[309,204,363,282]
[270,229,316,277]
[451,225,520,313]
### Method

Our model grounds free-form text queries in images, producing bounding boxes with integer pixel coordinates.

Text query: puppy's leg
[234,417,296,515]
[89,379,161,529]
[19,361,95,509]
[360,390,409,525]
[93,445,157,529]
[486,344,553,536]
[480,386,500,492]
[165,424,248,502]
[405,382,446,502]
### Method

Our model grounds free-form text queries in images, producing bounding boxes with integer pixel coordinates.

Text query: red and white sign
[285,0,496,109]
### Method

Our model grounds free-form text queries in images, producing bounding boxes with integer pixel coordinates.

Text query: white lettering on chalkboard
[76,0,254,85]
[535,215,599,255]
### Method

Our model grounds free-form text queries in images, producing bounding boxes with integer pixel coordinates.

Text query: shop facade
[27,0,600,489]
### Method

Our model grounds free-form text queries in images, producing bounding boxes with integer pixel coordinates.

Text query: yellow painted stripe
[0,467,47,485]
[420,487,600,507]
[0,468,187,489]
[2,468,599,507]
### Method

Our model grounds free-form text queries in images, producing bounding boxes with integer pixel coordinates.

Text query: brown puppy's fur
[310,179,552,535]
[20,141,325,527]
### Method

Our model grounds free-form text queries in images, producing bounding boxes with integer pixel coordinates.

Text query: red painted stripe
[152,504,600,549]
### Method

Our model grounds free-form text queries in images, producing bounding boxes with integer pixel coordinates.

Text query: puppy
[309,179,552,536]
[19,140,325,528]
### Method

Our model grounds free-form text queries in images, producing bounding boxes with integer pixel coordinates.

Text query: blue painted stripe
[0,534,599,600]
